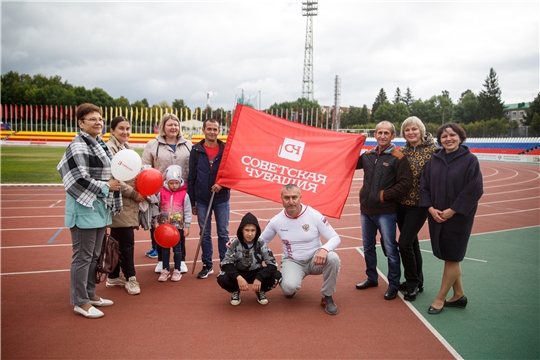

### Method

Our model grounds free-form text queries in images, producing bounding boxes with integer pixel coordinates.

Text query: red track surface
[1,162,539,359]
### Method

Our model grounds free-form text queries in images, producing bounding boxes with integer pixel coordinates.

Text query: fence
[0,105,337,135]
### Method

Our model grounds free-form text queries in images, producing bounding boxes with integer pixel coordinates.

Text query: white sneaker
[155,261,163,273]
[180,261,188,274]
[125,276,141,295]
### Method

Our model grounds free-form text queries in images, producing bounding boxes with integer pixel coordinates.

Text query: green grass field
[0,146,143,184]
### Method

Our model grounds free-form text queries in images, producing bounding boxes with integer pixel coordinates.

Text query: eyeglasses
[84,117,104,123]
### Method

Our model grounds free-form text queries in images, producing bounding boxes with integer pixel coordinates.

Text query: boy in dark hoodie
[217,212,282,306]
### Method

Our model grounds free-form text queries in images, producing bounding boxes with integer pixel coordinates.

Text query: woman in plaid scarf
[57,103,122,319]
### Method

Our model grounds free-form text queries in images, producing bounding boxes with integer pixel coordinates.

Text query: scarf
[57,131,122,214]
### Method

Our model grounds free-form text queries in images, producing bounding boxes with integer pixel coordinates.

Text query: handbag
[96,232,120,284]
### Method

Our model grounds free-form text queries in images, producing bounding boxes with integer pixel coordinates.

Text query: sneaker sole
[257,300,269,305]
[158,276,170,282]
[126,288,141,295]
[230,300,241,306]
[197,269,214,279]
[106,283,126,288]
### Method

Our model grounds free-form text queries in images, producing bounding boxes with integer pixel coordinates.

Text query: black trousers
[217,268,282,293]
[109,227,136,279]
[396,204,427,291]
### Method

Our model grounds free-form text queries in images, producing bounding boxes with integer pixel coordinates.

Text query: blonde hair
[158,113,182,138]
[400,116,426,140]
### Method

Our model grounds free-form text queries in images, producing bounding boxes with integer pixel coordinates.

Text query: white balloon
[110,149,142,181]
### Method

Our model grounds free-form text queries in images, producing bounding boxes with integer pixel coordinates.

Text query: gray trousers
[280,251,340,297]
[70,226,106,306]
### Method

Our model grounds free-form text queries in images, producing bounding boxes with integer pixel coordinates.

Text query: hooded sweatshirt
[220,212,278,280]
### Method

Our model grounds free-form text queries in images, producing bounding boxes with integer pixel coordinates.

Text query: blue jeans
[197,200,230,268]
[360,212,401,289]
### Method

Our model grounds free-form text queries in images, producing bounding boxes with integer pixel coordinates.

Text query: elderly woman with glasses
[57,103,122,319]
[142,113,193,274]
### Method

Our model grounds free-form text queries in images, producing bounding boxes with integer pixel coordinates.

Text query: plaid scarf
[57,131,122,214]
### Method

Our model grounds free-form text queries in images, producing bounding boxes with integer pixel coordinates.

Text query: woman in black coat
[419,123,483,315]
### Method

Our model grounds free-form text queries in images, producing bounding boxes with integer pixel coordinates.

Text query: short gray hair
[375,121,396,135]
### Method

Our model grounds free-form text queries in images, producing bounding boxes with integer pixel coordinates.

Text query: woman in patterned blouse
[396,116,439,301]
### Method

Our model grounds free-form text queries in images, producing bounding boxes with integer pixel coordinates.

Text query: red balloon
[136,168,163,196]
[154,224,180,248]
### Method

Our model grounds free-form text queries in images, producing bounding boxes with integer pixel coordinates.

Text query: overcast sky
[2,1,538,111]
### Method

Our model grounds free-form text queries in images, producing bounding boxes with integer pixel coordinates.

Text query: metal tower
[301,0,317,101]
[334,75,341,130]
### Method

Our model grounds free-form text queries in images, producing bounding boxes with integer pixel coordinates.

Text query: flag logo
[278,138,305,162]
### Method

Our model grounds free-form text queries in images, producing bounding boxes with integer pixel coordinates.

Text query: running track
[1,161,539,359]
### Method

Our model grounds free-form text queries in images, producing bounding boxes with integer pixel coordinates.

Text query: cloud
[2,1,538,110]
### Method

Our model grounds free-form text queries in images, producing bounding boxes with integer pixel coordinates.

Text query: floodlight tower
[301,0,317,101]
[334,75,341,130]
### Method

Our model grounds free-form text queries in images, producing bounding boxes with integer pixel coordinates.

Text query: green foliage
[172,99,186,110]
[393,87,402,104]
[524,92,540,134]
[453,90,479,124]
[403,87,414,110]
[462,118,508,137]
[114,96,130,108]
[371,88,387,122]
[529,113,540,136]
[477,68,505,120]
[373,100,410,124]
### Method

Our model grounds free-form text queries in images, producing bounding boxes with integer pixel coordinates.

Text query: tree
[373,100,410,124]
[90,88,115,107]
[453,90,479,124]
[403,87,414,109]
[529,113,540,136]
[172,99,186,111]
[341,106,363,128]
[158,100,170,108]
[359,105,370,125]
[393,87,402,104]
[524,92,540,127]
[114,96,130,108]
[371,88,387,122]
[477,68,505,121]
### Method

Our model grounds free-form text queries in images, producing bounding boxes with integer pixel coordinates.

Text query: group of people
[58,103,483,319]
[58,104,232,318]
[355,118,483,315]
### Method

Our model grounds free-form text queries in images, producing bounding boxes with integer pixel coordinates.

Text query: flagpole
[191,192,215,275]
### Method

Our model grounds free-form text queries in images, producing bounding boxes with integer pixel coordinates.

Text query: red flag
[45,105,49,120]
[216,104,365,219]
[15,105,18,120]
